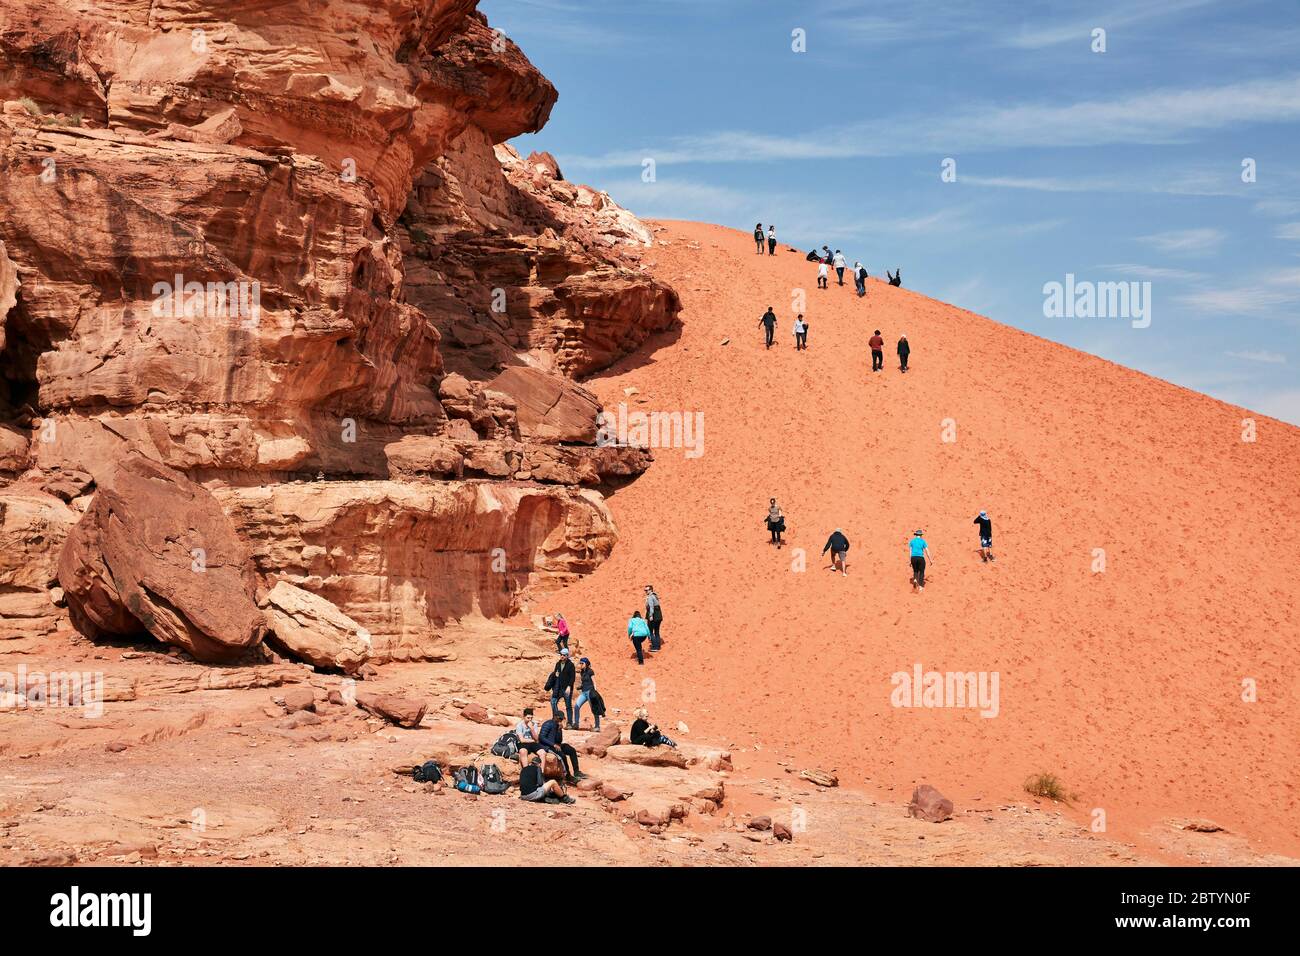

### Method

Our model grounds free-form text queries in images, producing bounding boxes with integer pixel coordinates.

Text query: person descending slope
[759,306,778,348]
[822,528,850,576]
[869,329,885,372]
[897,333,910,372]
[793,314,808,350]
[974,511,995,562]
[909,529,933,592]
[754,223,765,254]
[766,497,786,547]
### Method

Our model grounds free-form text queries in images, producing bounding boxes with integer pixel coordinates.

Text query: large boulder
[355,691,427,729]
[261,581,372,674]
[0,486,78,637]
[907,784,954,823]
[57,454,264,661]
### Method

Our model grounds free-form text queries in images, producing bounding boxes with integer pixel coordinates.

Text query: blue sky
[482,0,1300,423]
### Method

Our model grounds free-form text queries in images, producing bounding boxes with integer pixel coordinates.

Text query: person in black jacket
[754,223,764,254]
[518,755,573,803]
[538,713,584,783]
[822,528,850,575]
[759,307,777,348]
[545,648,575,724]
[630,708,678,748]
[644,584,664,651]
[572,657,604,730]
[974,510,995,562]
[897,333,910,372]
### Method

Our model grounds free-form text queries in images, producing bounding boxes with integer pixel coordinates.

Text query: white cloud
[1096,263,1205,280]
[1276,222,1300,240]
[1225,349,1287,364]
[1135,228,1225,255]
[1004,0,1217,49]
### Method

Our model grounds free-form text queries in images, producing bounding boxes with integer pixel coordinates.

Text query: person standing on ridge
[974,511,995,562]
[759,306,778,348]
[869,329,885,372]
[767,225,777,256]
[897,333,910,372]
[833,249,847,286]
[544,647,575,723]
[644,584,664,651]
[822,528,850,575]
[909,529,933,591]
[793,314,808,350]
[754,223,764,254]
[628,610,651,665]
[766,497,786,547]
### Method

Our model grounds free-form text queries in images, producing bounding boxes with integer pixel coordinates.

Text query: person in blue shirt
[909,530,933,591]
[628,611,651,665]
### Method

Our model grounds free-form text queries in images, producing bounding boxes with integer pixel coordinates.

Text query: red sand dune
[539,220,1300,859]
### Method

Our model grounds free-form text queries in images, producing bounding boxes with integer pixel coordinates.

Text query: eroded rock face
[0,486,77,638]
[0,1,676,657]
[57,455,264,661]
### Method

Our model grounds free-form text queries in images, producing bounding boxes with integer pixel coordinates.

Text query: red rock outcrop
[0,2,678,659]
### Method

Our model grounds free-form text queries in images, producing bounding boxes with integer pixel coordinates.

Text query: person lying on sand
[822,528,850,575]
[630,708,678,748]
[766,497,786,547]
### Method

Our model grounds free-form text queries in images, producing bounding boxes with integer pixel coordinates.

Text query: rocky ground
[2,618,1289,867]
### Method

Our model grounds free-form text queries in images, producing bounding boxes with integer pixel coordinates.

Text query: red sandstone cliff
[0,1,679,662]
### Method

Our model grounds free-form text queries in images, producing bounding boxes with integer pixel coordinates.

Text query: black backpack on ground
[480,763,508,795]
[413,760,442,783]
[453,766,479,789]
[491,731,520,761]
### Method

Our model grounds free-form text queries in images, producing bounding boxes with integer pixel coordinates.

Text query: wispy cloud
[1004,0,1217,49]
[562,74,1300,169]
[1276,222,1300,240]
[1135,227,1225,256]
[1225,349,1287,364]
[1097,263,1205,280]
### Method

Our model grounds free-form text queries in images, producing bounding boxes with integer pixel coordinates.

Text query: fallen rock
[747,815,772,831]
[281,686,317,713]
[605,744,688,769]
[907,784,954,823]
[581,723,621,757]
[261,581,372,674]
[58,454,264,661]
[773,821,793,842]
[356,692,427,728]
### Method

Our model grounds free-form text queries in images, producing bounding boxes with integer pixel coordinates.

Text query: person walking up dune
[759,306,777,348]
[897,333,910,372]
[817,258,829,290]
[833,249,846,286]
[869,329,885,372]
[793,314,808,350]
[644,584,663,651]
[909,529,932,592]
[822,528,850,575]
[767,225,776,256]
[754,223,764,254]
[974,511,995,562]
[766,497,786,547]
[853,260,867,297]
[628,611,651,665]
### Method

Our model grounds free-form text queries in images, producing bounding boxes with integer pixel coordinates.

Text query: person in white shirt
[832,250,846,285]
[817,259,828,289]
[792,314,808,350]
[766,225,776,256]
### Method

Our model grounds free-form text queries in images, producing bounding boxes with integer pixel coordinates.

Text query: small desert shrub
[18,97,42,117]
[1024,772,1075,803]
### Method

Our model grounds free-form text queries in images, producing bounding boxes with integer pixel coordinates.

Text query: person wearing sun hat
[908,528,932,591]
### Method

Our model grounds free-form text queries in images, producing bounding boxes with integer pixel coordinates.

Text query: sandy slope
[537,220,1300,859]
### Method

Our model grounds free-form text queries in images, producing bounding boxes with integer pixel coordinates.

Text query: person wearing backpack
[572,657,603,731]
[544,648,575,723]
[853,261,867,297]
[644,585,664,651]
[753,223,764,254]
[519,754,573,804]
[628,610,651,665]
[538,713,584,783]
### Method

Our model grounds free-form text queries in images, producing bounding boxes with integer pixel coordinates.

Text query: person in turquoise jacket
[628,611,651,665]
